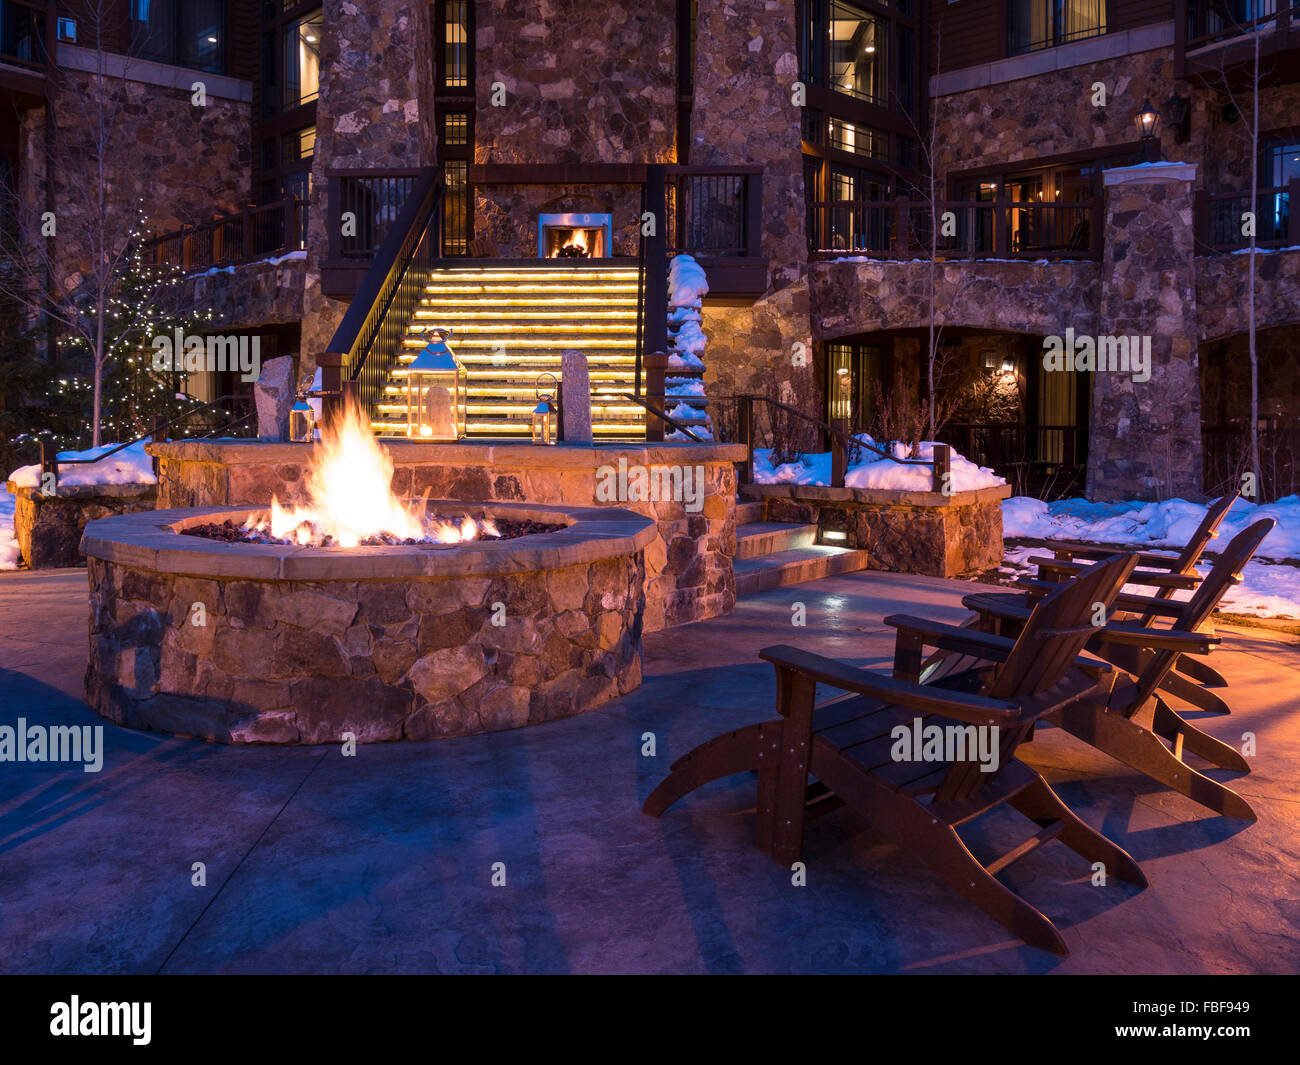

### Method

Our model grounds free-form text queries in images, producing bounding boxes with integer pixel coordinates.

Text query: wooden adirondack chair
[1029,491,1239,690]
[644,554,1144,955]
[963,519,1276,822]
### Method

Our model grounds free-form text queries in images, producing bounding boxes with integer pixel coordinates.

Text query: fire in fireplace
[538,212,612,259]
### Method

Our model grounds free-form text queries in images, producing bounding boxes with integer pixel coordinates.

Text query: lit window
[443,113,468,147]
[284,9,322,110]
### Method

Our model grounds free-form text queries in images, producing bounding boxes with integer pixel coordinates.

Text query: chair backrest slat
[1174,491,1239,572]
[936,553,1137,802]
[1126,518,1276,708]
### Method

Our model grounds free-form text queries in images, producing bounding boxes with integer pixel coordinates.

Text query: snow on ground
[7,440,157,489]
[1001,495,1300,619]
[753,439,1006,492]
[0,491,17,570]
[1002,494,1300,562]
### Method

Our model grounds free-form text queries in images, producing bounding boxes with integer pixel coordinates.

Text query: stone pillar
[1088,163,1203,502]
[299,1,438,369]
[689,0,815,429]
[560,350,593,443]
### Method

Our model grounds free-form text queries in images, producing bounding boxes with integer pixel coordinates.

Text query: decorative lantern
[405,328,467,440]
[1134,99,1161,161]
[531,372,558,446]
[289,373,314,443]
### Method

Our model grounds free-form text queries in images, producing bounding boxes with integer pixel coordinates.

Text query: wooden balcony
[1176,0,1300,83]
[0,0,53,105]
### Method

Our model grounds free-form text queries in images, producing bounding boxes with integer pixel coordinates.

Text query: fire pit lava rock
[82,501,653,744]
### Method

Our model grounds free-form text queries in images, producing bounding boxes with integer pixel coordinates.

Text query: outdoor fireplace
[538,212,612,258]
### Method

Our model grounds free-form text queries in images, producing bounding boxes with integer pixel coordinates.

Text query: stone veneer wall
[1088,165,1202,501]
[474,1,676,166]
[747,484,1011,578]
[299,0,437,366]
[19,64,250,290]
[148,441,745,632]
[84,505,650,744]
[691,0,817,423]
[5,484,157,569]
[810,259,1103,341]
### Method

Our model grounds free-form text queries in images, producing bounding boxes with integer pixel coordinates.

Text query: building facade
[4,1,1297,500]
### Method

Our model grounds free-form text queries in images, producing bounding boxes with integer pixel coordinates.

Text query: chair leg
[1053,702,1257,821]
[642,721,778,817]
[1009,776,1147,887]
[1149,698,1251,772]
[1157,669,1232,716]
[917,818,1072,955]
[1174,654,1228,689]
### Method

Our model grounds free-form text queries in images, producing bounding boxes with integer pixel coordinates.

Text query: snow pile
[752,439,1006,492]
[668,254,709,308]
[665,254,713,439]
[7,440,157,489]
[0,491,17,569]
[1001,494,1300,562]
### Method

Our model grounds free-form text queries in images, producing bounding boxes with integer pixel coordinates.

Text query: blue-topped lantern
[405,327,467,440]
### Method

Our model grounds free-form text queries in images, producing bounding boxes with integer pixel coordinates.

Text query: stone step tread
[736,521,819,560]
[734,546,871,597]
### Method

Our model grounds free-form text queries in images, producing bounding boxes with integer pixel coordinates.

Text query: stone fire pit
[82,501,654,744]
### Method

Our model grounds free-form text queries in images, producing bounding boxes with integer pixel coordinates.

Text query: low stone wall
[82,503,653,744]
[4,483,157,570]
[148,439,746,632]
[744,483,1011,578]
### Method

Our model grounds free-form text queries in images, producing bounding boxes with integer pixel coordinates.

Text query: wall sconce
[1001,357,1016,375]
[982,349,999,371]
[1162,93,1191,144]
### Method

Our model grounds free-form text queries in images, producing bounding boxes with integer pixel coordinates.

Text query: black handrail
[323,166,443,418]
[36,393,255,490]
[717,392,947,491]
[618,392,704,442]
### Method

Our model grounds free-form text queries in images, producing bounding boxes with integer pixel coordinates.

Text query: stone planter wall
[744,484,1011,578]
[147,440,746,632]
[4,483,158,570]
[82,503,653,744]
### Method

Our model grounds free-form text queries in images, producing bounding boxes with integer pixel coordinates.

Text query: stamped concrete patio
[2,566,1298,974]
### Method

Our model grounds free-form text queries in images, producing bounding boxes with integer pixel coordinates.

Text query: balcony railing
[1195,180,1300,252]
[665,166,763,258]
[1184,0,1296,49]
[325,169,423,260]
[810,198,1102,260]
[144,198,307,271]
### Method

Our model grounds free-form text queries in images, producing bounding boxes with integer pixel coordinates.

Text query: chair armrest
[1097,623,1221,655]
[758,644,1022,725]
[1013,578,1189,620]
[961,593,1034,621]
[1029,557,1199,591]
[1044,541,1182,570]
[884,614,1017,663]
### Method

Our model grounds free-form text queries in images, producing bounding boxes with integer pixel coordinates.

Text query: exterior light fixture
[1001,357,1016,375]
[289,373,314,442]
[1135,99,1161,161]
[532,373,559,445]
[404,328,467,441]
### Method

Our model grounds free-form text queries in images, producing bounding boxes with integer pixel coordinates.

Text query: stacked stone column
[1088,163,1203,501]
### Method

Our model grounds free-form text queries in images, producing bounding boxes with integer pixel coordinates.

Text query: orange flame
[244,400,497,546]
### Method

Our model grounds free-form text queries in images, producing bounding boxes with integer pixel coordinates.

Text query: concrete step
[734,501,764,525]
[734,545,870,597]
[736,521,817,560]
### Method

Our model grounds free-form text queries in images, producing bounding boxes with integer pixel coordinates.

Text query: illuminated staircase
[371,262,646,438]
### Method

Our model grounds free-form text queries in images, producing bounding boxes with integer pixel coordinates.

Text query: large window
[439,0,472,91]
[1008,1,1106,56]
[129,0,226,74]
[283,10,322,111]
